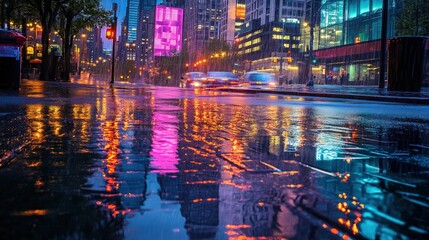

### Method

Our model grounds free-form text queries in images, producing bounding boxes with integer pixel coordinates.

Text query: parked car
[204,71,239,87]
[242,72,277,88]
[180,72,206,88]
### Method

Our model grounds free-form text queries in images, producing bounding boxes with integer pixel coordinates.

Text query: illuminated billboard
[154,6,183,56]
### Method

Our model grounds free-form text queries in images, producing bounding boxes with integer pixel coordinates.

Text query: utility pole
[111,2,118,85]
[379,0,388,89]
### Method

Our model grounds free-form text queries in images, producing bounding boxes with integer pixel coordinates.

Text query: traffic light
[106,28,114,39]
[312,56,317,64]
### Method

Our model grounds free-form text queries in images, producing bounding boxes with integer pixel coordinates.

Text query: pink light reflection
[150,110,179,174]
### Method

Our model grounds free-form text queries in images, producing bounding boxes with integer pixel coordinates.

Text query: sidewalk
[222,84,429,104]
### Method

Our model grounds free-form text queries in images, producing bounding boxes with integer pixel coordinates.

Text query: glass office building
[314,0,397,85]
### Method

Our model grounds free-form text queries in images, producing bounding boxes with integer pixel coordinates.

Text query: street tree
[54,0,110,81]
[202,39,238,72]
[156,49,183,86]
[24,0,70,80]
[396,0,429,36]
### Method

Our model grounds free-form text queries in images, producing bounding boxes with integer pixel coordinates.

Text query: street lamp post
[79,34,86,75]
[279,18,286,82]
[110,3,118,85]
[308,0,316,82]
[379,0,388,89]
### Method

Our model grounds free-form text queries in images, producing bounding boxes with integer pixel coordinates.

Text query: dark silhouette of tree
[54,0,110,81]
[396,0,429,36]
[24,0,70,80]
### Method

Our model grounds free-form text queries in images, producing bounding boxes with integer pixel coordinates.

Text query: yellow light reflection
[13,209,48,216]
[26,105,45,144]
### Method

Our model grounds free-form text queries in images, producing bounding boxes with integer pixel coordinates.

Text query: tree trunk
[62,35,73,81]
[61,15,74,82]
[40,26,50,80]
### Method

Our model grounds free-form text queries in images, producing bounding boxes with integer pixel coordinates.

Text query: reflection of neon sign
[154,6,183,56]
[150,105,179,174]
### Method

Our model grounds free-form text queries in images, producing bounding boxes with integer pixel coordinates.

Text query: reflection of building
[176,98,222,238]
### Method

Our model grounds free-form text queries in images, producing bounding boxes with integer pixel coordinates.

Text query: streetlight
[79,34,86,75]
[379,0,388,89]
[110,2,118,84]
[279,18,286,80]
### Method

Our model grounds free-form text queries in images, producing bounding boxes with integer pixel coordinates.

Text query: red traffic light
[106,28,114,39]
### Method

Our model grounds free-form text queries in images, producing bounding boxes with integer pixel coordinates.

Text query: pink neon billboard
[154,6,183,56]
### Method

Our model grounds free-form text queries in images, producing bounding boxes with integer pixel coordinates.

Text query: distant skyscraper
[219,0,246,44]
[125,0,141,43]
[183,0,221,62]
[136,0,156,76]
[245,0,305,25]
[157,0,184,6]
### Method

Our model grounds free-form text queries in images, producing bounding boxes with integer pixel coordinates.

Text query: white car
[204,71,239,87]
[180,72,206,88]
[242,72,277,88]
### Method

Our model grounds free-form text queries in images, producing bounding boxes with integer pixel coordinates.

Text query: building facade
[219,0,246,45]
[183,0,222,62]
[135,0,157,78]
[313,0,398,85]
[236,0,306,81]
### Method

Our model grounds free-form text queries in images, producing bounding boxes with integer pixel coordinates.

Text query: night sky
[101,0,127,49]
[101,0,165,49]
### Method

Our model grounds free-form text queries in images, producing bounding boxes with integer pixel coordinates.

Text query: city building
[183,0,222,63]
[313,0,398,85]
[120,0,141,62]
[219,0,246,45]
[237,0,306,81]
[135,0,157,78]
[76,27,103,74]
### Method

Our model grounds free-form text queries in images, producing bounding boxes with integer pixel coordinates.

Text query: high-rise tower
[183,0,221,62]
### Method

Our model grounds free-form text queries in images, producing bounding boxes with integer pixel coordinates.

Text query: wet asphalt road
[0,79,429,240]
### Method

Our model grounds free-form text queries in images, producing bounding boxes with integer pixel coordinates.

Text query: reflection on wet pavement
[0,80,429,239]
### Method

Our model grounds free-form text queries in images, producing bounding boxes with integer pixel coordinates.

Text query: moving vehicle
[180,72,206,88]
[204,71,239,87]
[242,72,277,88]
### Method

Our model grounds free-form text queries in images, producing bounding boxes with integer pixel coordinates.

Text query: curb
[220,88,429,104]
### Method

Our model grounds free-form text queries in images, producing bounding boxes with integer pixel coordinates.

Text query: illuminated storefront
[314,0,397,85]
